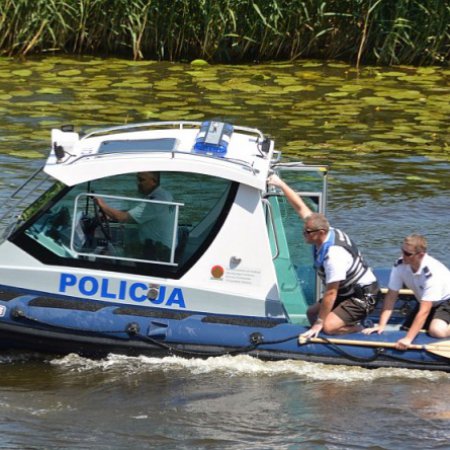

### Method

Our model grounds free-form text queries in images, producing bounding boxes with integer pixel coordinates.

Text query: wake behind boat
[0,120,448,371]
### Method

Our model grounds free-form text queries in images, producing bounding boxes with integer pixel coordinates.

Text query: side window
[72,193,180,265]
[17,172,235,277]
[267,165,327,323]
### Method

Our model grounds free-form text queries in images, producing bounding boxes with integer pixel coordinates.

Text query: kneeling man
[363,234,450,349]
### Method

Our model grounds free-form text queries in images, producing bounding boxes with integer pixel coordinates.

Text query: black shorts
[433,300,450,324]
[401,299,450,330]
[333,298,369,326]
[330,282,380,326]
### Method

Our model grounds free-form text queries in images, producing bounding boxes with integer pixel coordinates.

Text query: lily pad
[325,92,350,98]
[10,90,34,97]
[190,59,209,66]
[388,90,423,100]
[288,119,316,127]
[403,137,431,144]
[58,69,82,76]
[361,96,387,105]
[283,85,315,93]
[12,69,33,77]
[300,62,323,68]
[36,87,63,94]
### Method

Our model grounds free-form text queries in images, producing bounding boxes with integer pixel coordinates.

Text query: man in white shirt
[363,234,450,349]
[127,173,174,248]
[95,172,174,260]
[268,174,379,338]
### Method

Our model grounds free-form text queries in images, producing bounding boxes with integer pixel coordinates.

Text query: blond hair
[404,234,427,253]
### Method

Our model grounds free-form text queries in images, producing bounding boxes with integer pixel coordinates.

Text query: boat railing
[0,163,54,240]
[271,150,282,165]
[68,148,262,177]
[81,121,266,142]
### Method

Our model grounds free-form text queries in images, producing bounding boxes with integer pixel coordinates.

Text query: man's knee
[322,323,338,335]
[322,314,344,334]
[428,320,450,338]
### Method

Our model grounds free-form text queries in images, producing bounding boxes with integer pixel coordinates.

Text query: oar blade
[425,340,450,359]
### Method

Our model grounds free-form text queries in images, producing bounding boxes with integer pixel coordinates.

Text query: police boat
[0,121,448,372]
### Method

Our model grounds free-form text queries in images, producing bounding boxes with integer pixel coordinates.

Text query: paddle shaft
[299,336,423,350]
[299,336,450,359]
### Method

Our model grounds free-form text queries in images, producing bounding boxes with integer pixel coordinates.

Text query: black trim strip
[202,315,283,328]
[0,290,22,302]
[29,297,105,312]
[113,306,191,320]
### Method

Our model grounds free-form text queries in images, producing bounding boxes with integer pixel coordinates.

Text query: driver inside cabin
[94,171,174,261]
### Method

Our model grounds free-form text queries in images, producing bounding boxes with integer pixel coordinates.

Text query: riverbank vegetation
[1,0,449,66]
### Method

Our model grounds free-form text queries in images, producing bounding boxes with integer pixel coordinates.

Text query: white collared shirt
[388,253,450,303]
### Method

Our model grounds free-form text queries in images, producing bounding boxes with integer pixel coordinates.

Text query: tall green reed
[0,0,448,65]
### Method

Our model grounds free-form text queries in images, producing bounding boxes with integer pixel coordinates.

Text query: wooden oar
[380,287,414,295]
[298,336,450,359]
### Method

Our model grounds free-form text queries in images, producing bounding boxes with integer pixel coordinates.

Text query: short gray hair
[305,213,330,232]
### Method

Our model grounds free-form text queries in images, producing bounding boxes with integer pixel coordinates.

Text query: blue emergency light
[193,121,233,156]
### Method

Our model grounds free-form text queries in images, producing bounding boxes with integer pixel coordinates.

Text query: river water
[0,57,449,449]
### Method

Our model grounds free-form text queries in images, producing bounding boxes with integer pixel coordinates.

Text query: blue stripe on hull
[0,293,447,371]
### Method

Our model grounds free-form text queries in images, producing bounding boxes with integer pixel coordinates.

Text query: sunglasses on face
[401,248,419,257]
[303,228,323,235]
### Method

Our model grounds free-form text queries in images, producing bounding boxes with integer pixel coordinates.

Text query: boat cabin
[0,121,327,324]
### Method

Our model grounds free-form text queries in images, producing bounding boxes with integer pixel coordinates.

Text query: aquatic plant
[0,0,448,65]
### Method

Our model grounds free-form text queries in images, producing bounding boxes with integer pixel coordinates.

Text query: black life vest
[314,228,369,297]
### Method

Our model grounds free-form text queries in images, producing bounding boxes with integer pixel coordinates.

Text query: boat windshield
[12,172,237,278]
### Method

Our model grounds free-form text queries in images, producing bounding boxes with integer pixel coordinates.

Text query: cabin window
[13,172,237,278]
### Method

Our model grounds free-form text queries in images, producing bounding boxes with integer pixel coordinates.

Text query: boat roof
[44,121,276,190]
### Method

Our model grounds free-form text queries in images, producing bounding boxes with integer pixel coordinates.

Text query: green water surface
[0,56,448,266]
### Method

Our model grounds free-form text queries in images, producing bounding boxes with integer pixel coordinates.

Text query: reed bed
[0,0,448,65]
